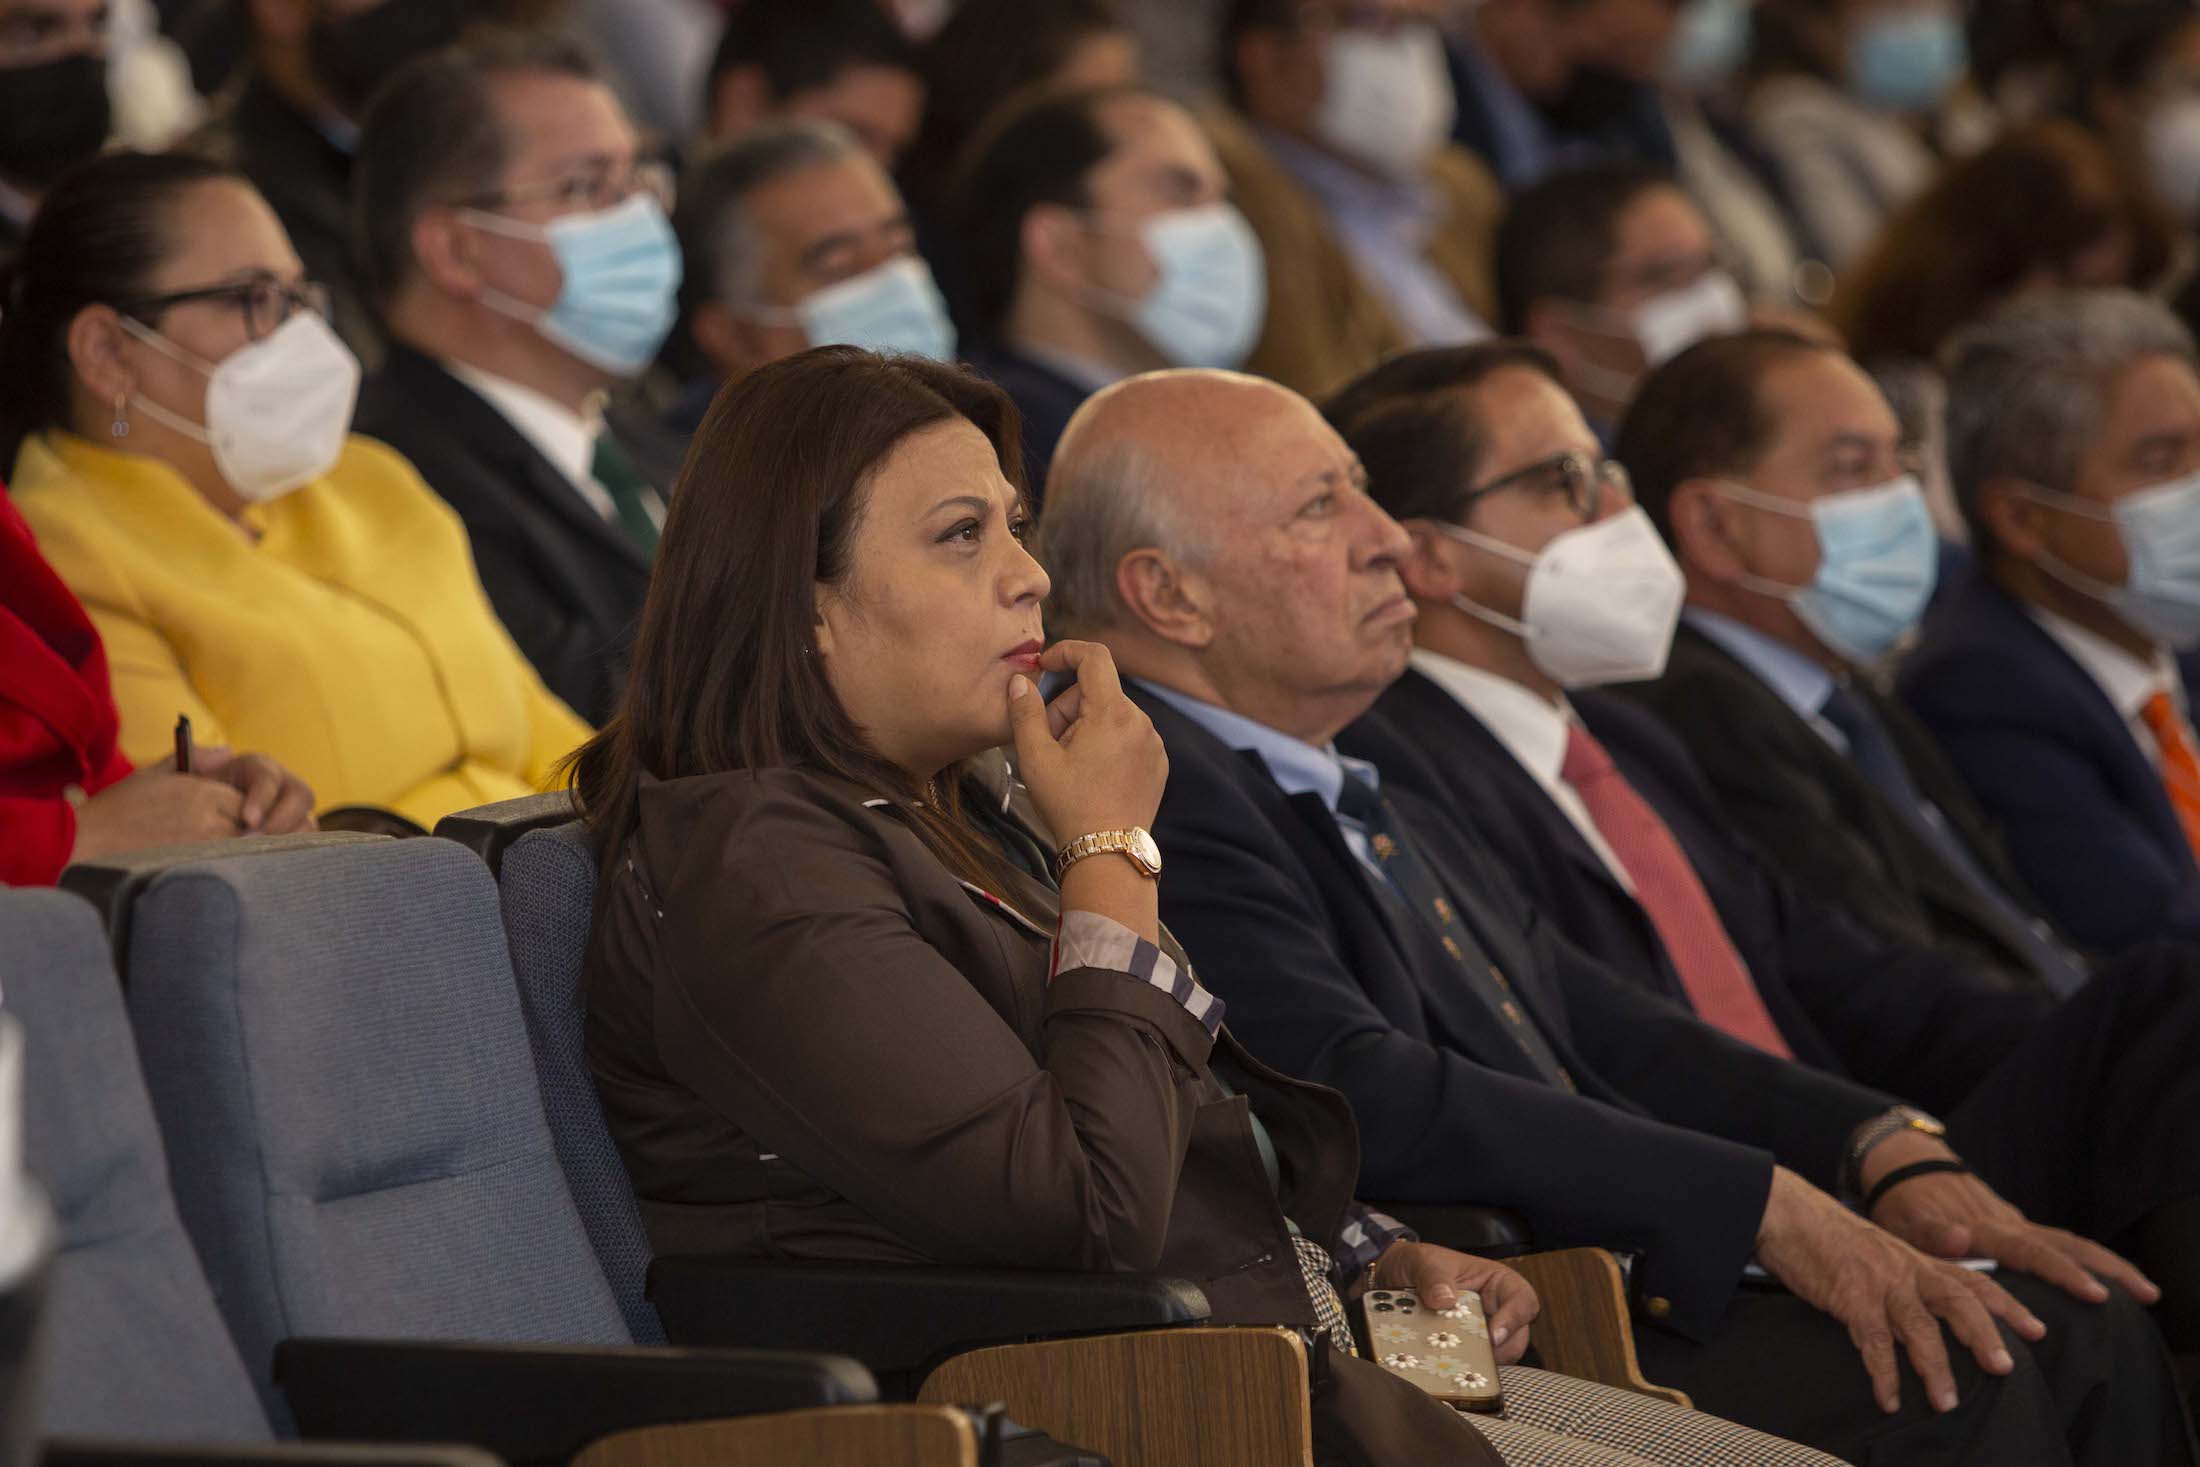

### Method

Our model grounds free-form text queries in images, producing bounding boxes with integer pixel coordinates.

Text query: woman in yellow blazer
[0,152,590,830]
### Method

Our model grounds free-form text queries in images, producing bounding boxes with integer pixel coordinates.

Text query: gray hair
[1034,435,1211,637]
[676,119,866,315]
[1942,290,2197,547]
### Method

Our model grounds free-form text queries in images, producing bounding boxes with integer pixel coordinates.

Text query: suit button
[1644,1296,1672,1319]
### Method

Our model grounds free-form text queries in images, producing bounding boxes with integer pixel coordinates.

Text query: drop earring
[110,391,128,439]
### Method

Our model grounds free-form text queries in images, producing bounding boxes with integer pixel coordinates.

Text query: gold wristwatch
[1057,828,1163,880]
[1842,1106,1948,1198]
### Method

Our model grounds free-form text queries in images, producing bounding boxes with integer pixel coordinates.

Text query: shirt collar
[445,361,601,490]
[1257,125,1440,242]
[1408,647,1573,786]
[1685,606,1838,722]
[1135,678,1379,811]
[2027,605,2181,720]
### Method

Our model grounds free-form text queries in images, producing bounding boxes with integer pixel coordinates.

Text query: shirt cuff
[1053,910,1226,1038]
[1333,1203,1417,1278]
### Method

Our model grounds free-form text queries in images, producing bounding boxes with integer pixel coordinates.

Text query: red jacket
[1,492,130,885]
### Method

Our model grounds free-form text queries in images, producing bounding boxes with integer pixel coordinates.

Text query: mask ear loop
[1705,480,1814,601]
[1429,519,1539,641]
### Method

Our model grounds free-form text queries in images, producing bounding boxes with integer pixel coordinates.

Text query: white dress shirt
[2029,607,2192,772]
[445,362,621,525]
[1408,649,1636,891]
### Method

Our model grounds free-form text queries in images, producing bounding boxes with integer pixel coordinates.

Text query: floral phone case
[1357,1286,1505,1413]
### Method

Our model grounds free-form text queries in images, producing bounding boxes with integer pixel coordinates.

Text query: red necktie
[1560,724,1794,1057]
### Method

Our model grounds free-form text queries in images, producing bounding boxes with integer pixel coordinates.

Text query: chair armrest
[1364,1203,1531,1256]
[1508,1249,1691,1409]
[576,1405,1108,1467]
[432,793,580,877]
[40,1441,507,1467]
[274,1338,874,1467]
[646,1256,1210,1377]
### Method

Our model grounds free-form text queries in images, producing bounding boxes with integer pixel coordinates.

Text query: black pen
[174,713,193,776]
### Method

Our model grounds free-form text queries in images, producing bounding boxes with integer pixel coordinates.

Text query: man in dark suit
[1033,365,2196,1465]
[952,86,1263,499]
[1608,327,2093,997]
[1319,339,2200,1353]
[350,30,681,725]
[1902,290,2200,956]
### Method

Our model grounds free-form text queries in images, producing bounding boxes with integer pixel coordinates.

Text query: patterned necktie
[2139,691,2200,863]
[1333,772,1576,1090]
[1818,683,2087,997]
[1560,724,1793,1057]
[589,432,663,556]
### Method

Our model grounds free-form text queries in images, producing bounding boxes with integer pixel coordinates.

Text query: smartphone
[1355,1286,1505,1413]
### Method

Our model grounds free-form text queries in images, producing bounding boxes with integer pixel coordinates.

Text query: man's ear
[410,208,486,299]
[1664,477,1744,584]
[1975,476,2048,561]
[1117,547,1214,649]
[709,64,775,142]
[66,304,135,409]
[1020,202,1093,299]
[1397,520,1464,603]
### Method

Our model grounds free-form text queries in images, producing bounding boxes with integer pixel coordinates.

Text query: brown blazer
[584,762,1364,1333]
[1202,108,1505,402]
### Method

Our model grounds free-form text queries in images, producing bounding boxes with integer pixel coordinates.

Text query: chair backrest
[0,888,269,1442]
[115,840,627,1424]
[497,821,663,1344]
[435,792,582,879]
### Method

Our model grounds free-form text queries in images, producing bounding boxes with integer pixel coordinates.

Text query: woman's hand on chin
[1006,640,1168,842]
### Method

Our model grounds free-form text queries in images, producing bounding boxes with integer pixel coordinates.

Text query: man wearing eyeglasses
[1036,364,2197,1466]
[1322,339,2200,1399]
[0,0,111,262]
[351,27,682,726]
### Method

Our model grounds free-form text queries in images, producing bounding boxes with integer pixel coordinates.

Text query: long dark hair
[571,346,1032,893]
[0,150,244,471]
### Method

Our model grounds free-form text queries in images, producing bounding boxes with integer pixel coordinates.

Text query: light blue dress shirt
[1684,608,1851,752]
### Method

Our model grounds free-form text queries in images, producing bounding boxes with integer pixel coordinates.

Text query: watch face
[1131,828,1162,873]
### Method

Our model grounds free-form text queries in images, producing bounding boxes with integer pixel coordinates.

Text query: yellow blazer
[12,430,594,829]
[1201,108,1504,402]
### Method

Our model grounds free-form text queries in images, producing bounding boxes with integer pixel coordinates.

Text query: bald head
[1037,367,1419,742]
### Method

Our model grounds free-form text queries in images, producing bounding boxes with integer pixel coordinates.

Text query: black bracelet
[1863,1158,1972,1215]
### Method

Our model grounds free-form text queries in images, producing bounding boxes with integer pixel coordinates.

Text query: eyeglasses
[1459,451,1630,521]
[116,278,333,342]
[460,157,677,217]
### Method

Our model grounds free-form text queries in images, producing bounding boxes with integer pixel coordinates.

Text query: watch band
[1057,828,1160,878]
[1842,1107,1948,1198]
[1863,1158,1972,1215]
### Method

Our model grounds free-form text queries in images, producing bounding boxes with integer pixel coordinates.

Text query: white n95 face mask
[1436,506,1687,687]
[1632,269,1748,366]
[120,310,362,502]
[1316,22,1457,180]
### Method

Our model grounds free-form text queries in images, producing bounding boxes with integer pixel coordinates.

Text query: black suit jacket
[961,343,1093,505]
[1134,683,1896,1341]
[1619,624,2061,990]
[1900,566,2200,954]
[354,346,650,724]
[1349,669,2051,1115]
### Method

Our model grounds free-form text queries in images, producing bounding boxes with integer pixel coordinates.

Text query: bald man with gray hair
[1040,366,2200,1467]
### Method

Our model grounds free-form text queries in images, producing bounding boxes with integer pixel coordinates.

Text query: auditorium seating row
[5,796,1673,1467]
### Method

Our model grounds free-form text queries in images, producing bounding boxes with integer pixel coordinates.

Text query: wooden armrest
[573,1406,980,1467]
[918,1326,1314,1467]
[1510,1249,1691,1410]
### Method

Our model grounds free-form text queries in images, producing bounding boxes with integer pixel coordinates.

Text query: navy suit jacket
[1346,669,2050,1115]
[960,343,1092,506]
[1134,684,1896,1341]
[1899,566,2200,954]
[1620,623,2061,990]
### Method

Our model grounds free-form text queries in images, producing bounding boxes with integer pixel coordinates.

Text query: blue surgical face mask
[1666,0,1752,90]
[743,254,958,360]
[2020,473,2200,649]
[465,193,684,376]
[1090,202,1268,369]
[1845,7,1966,113]
[1718,475,1940,664]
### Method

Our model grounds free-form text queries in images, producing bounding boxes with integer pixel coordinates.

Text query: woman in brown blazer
[573,347,1842,1467]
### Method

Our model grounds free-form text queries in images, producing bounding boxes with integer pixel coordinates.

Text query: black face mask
[0,51,110,191]
[307,0,480,118]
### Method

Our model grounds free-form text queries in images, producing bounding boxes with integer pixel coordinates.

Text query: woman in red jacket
[1,494,314,885]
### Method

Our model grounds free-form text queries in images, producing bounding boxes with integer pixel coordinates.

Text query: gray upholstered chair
[3,887,269,1443]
